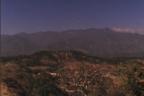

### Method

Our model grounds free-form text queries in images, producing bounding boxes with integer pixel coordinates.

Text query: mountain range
[1,28,144,57]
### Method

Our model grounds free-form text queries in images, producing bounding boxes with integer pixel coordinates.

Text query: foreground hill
[1,28,144,57]
[0,50,144,96]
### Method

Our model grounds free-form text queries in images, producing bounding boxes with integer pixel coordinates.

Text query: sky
[1,0,144,34]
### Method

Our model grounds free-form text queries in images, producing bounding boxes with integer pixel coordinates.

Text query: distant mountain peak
[111,27,144,34]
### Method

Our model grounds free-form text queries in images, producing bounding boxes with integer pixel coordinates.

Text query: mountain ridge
[1,28,144,57]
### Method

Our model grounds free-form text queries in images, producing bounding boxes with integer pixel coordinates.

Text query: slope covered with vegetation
[0,50,144,96]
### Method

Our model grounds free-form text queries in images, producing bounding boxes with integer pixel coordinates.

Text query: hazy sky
[1,0,144,34]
